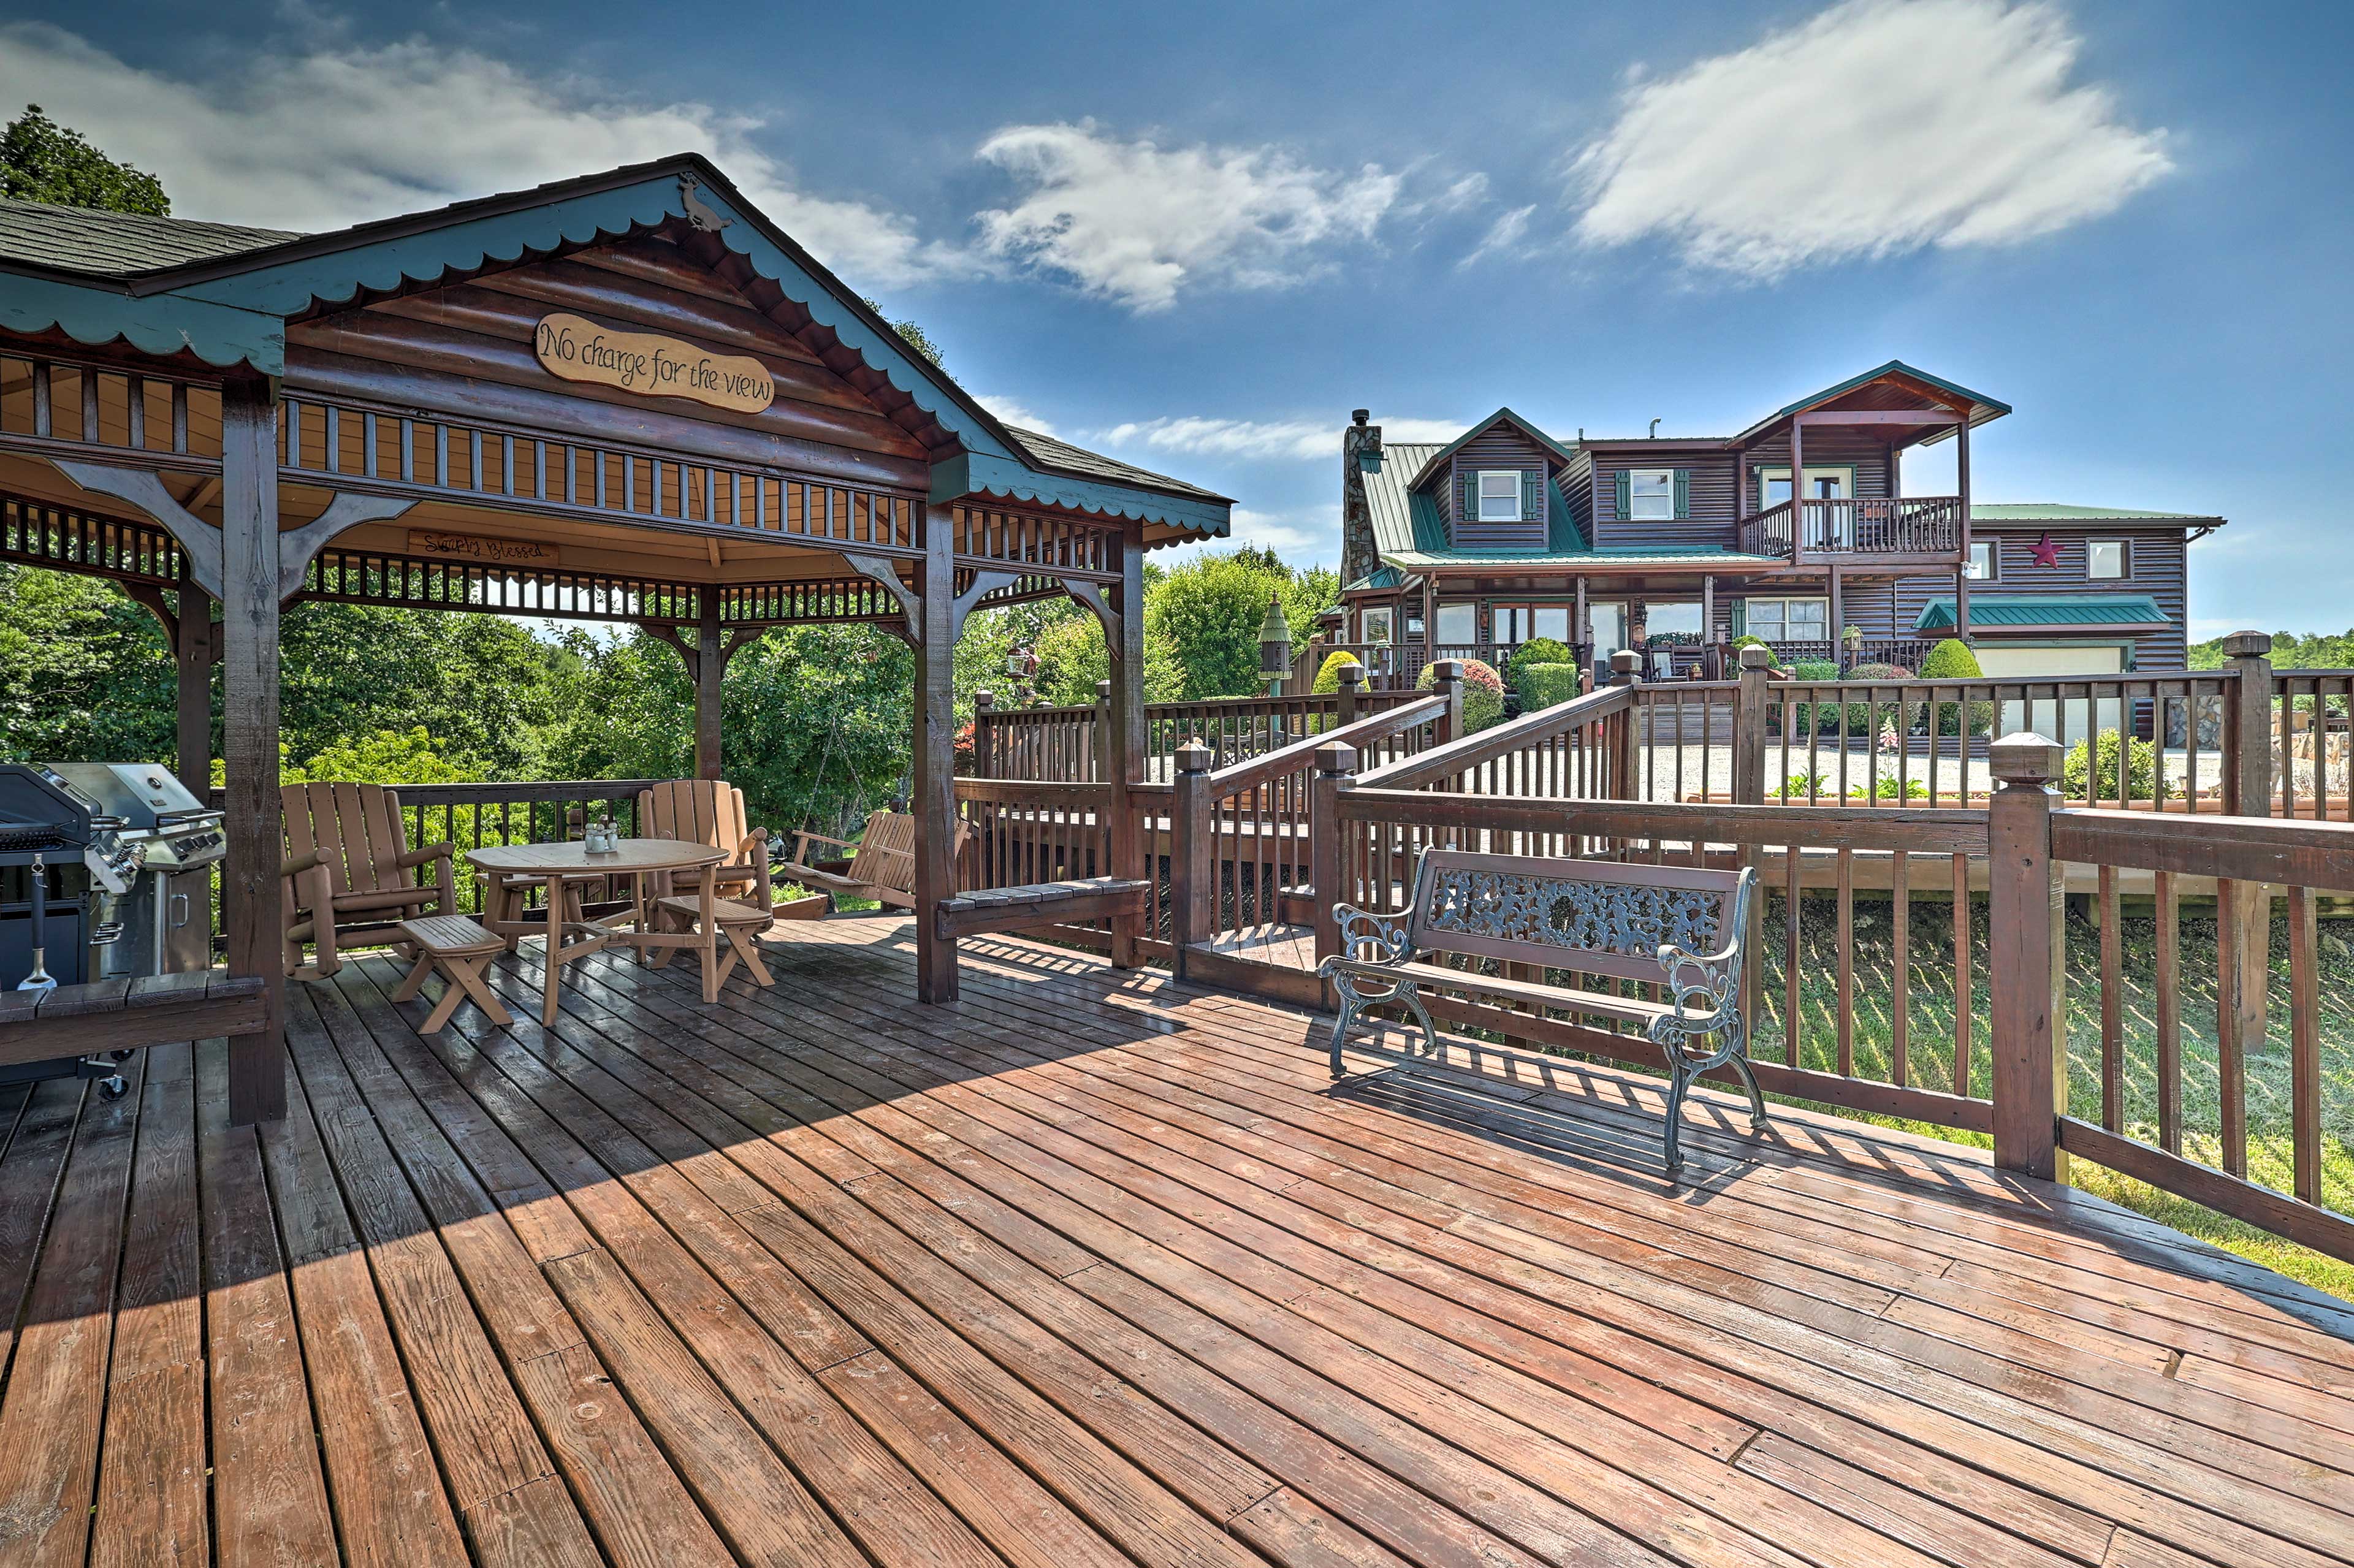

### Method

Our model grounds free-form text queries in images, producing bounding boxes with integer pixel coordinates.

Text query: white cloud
[973,121,1401,311]
[0,22,961,287]
[973,395,1057,436]
[1570,0,2171,280]
[1226,508,1325,557]
[1093,413,1471,463]
[1458,205,1537,270]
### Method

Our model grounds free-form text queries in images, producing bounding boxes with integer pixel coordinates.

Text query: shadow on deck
[2,917,2351,1566]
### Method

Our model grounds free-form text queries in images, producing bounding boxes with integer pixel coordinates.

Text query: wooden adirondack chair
[774,809,966,911]
[634,779,773,913]
[281,783,457,978]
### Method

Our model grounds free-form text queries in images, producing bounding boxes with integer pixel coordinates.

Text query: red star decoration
[2027,531,2062,568]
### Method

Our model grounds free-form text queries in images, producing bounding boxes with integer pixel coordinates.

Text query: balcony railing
[1740,495,1963,558]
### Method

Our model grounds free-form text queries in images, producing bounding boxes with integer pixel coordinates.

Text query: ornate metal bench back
[1404,850,1751,987]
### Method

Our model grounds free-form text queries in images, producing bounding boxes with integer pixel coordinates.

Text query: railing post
[1732,645,1772,805]
[1609,649,1641,801]
[1310,741,1357,968]
[1431,659,1465,747]
[972,690,995,779]
[1170,740,1216,978]
[1987,733,2065,1182]
[1337,661,1364,728]
[2219,630,2275,1136]
[1094,679,1113,788]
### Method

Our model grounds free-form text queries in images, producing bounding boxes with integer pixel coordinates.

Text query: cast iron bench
[1318,848,1762,1173]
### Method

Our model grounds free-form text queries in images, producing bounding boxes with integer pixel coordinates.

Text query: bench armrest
[1655,937,1742,1022]
[281,849,323,880]
[397,842,455,869]
[791,830,858,856]
[1325,905,1410,966]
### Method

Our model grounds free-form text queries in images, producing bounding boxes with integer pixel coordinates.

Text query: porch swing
[772,710,957,911]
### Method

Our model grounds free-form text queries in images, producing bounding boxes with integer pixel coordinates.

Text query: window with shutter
[1672,469,1690,520]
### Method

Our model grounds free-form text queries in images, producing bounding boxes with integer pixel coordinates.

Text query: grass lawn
[1752,891,2354,1301]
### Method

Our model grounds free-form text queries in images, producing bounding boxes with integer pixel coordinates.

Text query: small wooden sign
[532,312,775,415]
[408,529,562,566]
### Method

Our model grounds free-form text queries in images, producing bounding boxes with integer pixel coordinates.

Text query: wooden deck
[4,919,2352,1568]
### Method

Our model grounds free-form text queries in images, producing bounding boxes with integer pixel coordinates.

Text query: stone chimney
[1340,410,1383,589]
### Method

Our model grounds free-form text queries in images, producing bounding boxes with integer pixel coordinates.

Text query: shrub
[1310,649,1363,694]
[1840,660,1916,735]
[1420,657,1506,732]
[1503,637,1576,703]
[1918,638,1994,736]
[2063,731,2171,802]
[1781,658,1842,736]
[1519,662,1580,711]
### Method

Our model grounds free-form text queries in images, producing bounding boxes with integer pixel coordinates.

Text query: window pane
[1363,609,1392,644]
[1628,469,1674,520]
[2088,541,2126,579]
[1478,470,1522,522]
[1647,602,1702,637]
[1434,603,1477,644]
[1533,606,1570,642]
[1747,602,1787,640]
[1789,599,1829,635]
[1761,474,1792,508]
[1967,541,1997,580]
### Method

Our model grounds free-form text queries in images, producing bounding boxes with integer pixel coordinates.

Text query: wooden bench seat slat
[935,878,1149,940]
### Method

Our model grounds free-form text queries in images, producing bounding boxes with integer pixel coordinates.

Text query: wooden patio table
[467,839,729,1026]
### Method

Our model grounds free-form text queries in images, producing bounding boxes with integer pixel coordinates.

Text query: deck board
[0,918,2348,1567]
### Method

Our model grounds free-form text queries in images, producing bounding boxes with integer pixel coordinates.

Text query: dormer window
[1628,469,1675,520]
[1477,470,1523,522]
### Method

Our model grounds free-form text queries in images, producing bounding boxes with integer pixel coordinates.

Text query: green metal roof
[1344,563,1407,593]
[1972,503,2220,524]
[1915,593,2168,632]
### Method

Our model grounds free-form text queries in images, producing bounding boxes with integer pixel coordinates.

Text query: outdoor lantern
[1258,594,1293,695]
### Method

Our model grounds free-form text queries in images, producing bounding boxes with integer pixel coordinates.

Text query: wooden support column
[1170,740,1215,978]
[1987,733,2064,1181]
[695,595,724,780]
[1789,416,1805,563]
[913,504,959,1003]
[1955,414,1972,641]
[2218,630,2276,1171]
[1732,643,1773,1038]
[175,574,214,797]
[219,379,284,1125]
[972,691,996,778]
[1105,531,1148,967]
[1609,649,1641,800]
[1828,566,1845,669]
[1336,661,1364,726]
[1309,742,1357,968]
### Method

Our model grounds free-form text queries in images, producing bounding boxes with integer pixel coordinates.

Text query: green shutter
[1729,599,1746,637]
[1672,468,1690,520]
[1522,469,1541,523]
[1613,469,1630,519]
[1460,470,1478,522]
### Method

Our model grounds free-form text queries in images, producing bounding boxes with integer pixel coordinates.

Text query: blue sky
[6,0,2346,635]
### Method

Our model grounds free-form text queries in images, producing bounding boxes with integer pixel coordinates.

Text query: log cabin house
[1335,362,2224,688]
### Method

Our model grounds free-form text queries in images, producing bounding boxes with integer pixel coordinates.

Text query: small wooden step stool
[393,914,513,1032]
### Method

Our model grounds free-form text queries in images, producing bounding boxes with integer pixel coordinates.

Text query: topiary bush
[1918,638,1994,736]
[2063,731,2171,802]
[1503,637,1576,704]
[1518,662,1580,711]
[1420,657,1506,732]
[1309,649,1363,694]
[1781,658,1842,736]
[1840,660,1916,735]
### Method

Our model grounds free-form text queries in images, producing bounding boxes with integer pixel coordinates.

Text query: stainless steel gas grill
[35,764,228,976]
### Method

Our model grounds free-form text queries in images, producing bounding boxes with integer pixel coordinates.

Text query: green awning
[1916,593,2167,633]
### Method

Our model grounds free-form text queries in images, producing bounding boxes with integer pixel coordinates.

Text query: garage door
[1974,644,2126,745]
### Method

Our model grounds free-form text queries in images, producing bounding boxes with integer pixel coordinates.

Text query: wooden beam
[218,380,285,1126]
[53,460,227,600]
[1105,532,1148,967]
[175,570,213,795]
[1955,416,1971,639]
[951,568,1024,645]
[695,594,723,780]
[1792,410,1965,427]
[842,550,920,644]
[1987,736,2063,1181]
[912,504,958,1002]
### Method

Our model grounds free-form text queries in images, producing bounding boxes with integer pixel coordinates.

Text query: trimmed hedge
[1503,637,1576,702]
[1309,649,1363,693]
[1419,657,1506,732]
[1519,662,1581,711]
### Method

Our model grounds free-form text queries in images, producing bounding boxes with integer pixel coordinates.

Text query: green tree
[0,564,176,761]
[0,105,169,214]
[861,296,943,369]
[1145,548,1339,701]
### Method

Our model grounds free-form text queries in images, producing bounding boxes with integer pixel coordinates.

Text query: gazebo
[0,154,1230,1122]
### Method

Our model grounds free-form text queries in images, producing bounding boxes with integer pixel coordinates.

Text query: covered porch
[5,916,2350,1567]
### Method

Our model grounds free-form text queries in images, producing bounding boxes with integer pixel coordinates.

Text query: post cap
[2219,630,2272,658]
[1432,658,1465,683]
[1610,649,1640,674]
[1738,646,1772,671]
[1314,740,1359,774]
[1095,679,1112,701]
[1988,731,2062,785]
[974,689,994,708]
[1337,661,1366,688]
[1174,739,1214,773]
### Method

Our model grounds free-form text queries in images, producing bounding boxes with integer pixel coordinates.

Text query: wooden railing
[972,687,1423,782]
[1170,691,1455,973]
[1739,495,1962,558]
[1357,682,1632,799]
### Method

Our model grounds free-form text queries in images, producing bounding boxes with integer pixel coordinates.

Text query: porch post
[1789,416,1804,564]
[695,593,723,779]
[913,503,959,1002]
[1987,733,2064,1181]
[1105,529,1148,967]
[1701,575,1715,670]
[219,378,285,1125]
[1828,566,1845,669]
[174,561,214,796]
[1955,415,1973,641]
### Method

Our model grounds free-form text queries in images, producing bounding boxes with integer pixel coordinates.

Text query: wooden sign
[408,529,562,566]
[532,313,775,415]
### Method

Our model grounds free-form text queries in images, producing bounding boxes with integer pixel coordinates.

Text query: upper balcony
[1739,493,1964,563]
